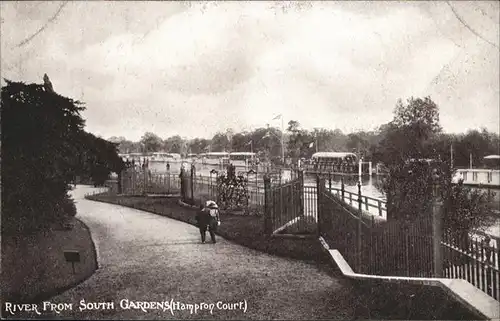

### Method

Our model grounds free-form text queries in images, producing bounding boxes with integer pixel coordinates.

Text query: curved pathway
[30,186,357,319]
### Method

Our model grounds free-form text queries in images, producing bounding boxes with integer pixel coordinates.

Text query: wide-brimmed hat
[206,200,218,209]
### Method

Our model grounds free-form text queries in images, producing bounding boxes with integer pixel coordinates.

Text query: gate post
[263,174,272,236]
[341,177,345,201]
[191,164,196,204]
[119,170,124,195]
[166,167,171,194]
[117,170,122,194]
[133,169,137,195]
[180,167,186,201]
[357,181,363,271]
[143,166,148,196]
[432,179,444,277]
[316,174,323,237]
[298,170,305,218]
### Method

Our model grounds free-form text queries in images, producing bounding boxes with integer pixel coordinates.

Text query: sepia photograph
[1,1,499,320]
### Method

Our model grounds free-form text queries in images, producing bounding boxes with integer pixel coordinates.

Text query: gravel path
[25,186,356,320]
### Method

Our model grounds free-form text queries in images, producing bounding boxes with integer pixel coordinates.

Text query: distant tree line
[111,117,498,168]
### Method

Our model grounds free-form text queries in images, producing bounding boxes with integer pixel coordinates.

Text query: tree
[231,132,251,152]
[187,138,210,154]
[286,120,305,159]
[163,135,184,154]
[2,79,125,232]
[376,97,441,167]
[456,129,495,168]
[323,128,348,152]
[211,132,230,152]
[379,96,492,236]
[287,120,301,133]
[108,136,126,144]
[346,132,371,158]
[225,128,235,152]
[2,80,85,232]
[140,132,162,152]
[394,97,441,158]
[248,127,281,161]
[79,132,124,185]
[118,139,139,154]
[380,97,442,219]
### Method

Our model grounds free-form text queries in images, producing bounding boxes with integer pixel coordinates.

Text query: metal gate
[265,170,317,237]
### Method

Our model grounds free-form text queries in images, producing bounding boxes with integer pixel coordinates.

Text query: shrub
[216,164,249,210]
[1,79,122,233]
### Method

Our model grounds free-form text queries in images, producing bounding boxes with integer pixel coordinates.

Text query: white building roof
[230,152,256,156]
[205,152,229,156]
[311,152,357,158]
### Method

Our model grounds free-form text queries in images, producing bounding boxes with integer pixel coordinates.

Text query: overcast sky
[1,1,499,141]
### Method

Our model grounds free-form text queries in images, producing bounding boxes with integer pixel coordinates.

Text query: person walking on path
[196,200,220,243]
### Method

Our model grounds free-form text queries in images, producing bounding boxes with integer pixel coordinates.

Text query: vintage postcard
[1,1,499,320]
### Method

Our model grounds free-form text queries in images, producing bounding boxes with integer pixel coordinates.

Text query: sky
[1,1,499,141]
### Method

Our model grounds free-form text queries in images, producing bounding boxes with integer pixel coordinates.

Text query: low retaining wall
[318,236,499,320]
[1,218,98,303]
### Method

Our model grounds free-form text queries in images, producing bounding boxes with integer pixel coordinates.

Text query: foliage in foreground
[2,80,84,232]
[1,79,123,232]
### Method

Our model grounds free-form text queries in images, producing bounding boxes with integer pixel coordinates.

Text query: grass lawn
[1,218,97,303]
[86,194,329,264]
[351,280,482,320]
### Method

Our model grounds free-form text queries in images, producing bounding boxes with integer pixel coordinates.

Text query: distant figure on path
[195,201,220,244]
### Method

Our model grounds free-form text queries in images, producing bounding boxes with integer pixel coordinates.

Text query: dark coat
[195,208,219,229]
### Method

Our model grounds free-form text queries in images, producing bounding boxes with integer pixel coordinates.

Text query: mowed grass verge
[1,218,98,303]
[86,194,329,264]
